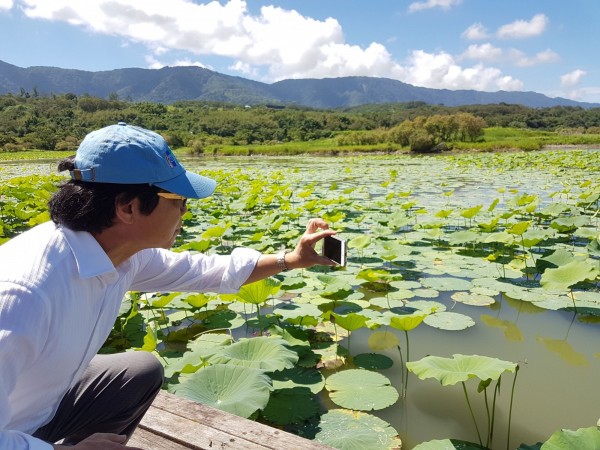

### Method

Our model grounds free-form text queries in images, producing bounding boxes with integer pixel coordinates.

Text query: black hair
[48,156,161,233]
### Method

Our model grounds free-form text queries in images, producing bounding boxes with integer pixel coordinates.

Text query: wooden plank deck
[129,391,333,450]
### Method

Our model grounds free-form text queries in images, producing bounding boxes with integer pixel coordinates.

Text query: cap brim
[154,170,216,199]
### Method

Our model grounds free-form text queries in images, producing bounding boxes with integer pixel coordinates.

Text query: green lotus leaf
[406,354,517,386]
[270,367,325,393]
[349,234,372,249]
[261,387,320,425]
[389,312,428,331]
[550,215,590,232]
[169,364,272,418]
[451,292,496,306]
[209,336,298,371]
[325,369,399,411]
[424,311,475,331]
[272,302,323,321]
[507,220,531,236]
[315,409,401,450]
[422,277,473,291]
[331,312,368,331]
[541,426,600,450]
[202,309,246,330]
[540,259,599,291]
[413,438,488,449]
[368,330,401,351]
[446,230,482,245]
[353,353,394,370]
[220,277,281,305]
[540,248,577,267]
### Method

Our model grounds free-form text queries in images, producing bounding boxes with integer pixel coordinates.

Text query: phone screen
[322,235,346,266]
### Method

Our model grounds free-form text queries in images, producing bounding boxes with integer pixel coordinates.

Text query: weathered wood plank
[128,427,190,450]
[131,391,332,450]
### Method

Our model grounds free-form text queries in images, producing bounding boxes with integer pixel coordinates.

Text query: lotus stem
[490,377,501,449]
[506,365,520,450]
[462,381,483,446]
[397,344,405,398]
[404,330,410,396]
[484,386,491,448]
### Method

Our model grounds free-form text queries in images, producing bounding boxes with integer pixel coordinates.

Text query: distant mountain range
[1,59,598,109]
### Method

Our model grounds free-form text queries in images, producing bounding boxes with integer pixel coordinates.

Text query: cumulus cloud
[508,48,559,67]
[403,50,522,91]
[12,0,524,93]
[497,13,548,39]
[408,0,462,13]
[561,69,586,87]
[462,23,490,40]
[461,44,503,62]
[0,0,13,10]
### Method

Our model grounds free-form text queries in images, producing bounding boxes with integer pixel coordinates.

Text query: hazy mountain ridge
[1,60,598,109]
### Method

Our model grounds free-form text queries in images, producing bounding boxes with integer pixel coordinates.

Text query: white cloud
[561,69,586,87]
[462,23,490,40]
[497,13,548,39]
[403,50,523,91]
[15,0,523,93]
[0,0,13,10]
[508,48,559,67]
[461,43,503,62]
[408,0,462,13]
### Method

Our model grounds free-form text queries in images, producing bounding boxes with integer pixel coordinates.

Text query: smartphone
[322,235,347,266]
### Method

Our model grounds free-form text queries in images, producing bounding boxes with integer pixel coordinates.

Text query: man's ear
[114,196,136,225]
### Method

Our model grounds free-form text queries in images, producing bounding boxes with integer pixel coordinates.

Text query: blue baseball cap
[70,122,216,199]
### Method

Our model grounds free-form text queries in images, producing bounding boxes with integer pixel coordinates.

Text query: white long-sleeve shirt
[0,221,260,450]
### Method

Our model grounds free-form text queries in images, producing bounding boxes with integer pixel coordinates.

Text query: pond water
[5,150,600,449]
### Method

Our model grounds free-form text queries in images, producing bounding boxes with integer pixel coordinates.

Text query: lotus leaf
[422,276,473,292]
[220,277,281,304]
[368,331,401,351]
[541,426,600,450]
[330,312,368,332]
[424,312,475,331]
[413,439,487,449]
[261,387,320,425]
[389,312,428,331]
[451,292,496,306]
[270,367,325,393]
[325,369,399,411]
[169,364,272,418]
[209,336,298,371]
[353,353,394,370]
[315,409,401,450]
[540,259,599,291]
[406,354,517,386]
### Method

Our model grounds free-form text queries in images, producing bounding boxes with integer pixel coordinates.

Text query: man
[0,122,336,450]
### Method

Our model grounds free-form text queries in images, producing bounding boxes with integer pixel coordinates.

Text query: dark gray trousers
[33,351,164,445]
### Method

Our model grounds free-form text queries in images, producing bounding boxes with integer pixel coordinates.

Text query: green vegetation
[1,149,599,449]
[2,93,600,155]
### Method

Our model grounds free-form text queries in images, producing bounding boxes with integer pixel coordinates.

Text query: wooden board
[129,391,332,450]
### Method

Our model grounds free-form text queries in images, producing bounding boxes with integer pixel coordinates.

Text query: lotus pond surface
[2,149,599,449]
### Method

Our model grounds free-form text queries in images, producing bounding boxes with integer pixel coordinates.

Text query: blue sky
[0,0,598,103]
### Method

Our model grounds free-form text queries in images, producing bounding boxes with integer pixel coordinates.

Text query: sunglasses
[157,192,188,207]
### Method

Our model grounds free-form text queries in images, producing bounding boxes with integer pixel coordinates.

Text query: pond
[3,149,599,449]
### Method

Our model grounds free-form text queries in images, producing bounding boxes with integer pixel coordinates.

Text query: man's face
[137,194,187,249]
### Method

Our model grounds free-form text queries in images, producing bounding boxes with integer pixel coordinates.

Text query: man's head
[70,122,215,198]
[49,123,215,234]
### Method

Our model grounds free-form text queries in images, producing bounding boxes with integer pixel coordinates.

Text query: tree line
[1,92,599,153]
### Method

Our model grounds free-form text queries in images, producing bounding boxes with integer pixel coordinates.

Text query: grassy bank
[2,127,600,160]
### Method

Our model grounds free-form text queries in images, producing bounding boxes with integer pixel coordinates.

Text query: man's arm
[243,218,336,285]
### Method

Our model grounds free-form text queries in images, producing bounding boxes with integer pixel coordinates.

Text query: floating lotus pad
[325,369,399,411]
[315,409,401,450]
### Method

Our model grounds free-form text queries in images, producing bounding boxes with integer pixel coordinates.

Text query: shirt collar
[61,225,116,279]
